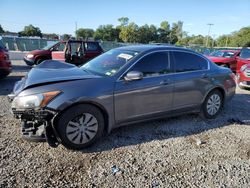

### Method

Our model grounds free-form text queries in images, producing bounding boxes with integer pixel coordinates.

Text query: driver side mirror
[124,71,143,81]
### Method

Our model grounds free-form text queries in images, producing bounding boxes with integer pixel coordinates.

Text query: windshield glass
[210,50,235,58]
[81,49,139,76]
[240,48,250,59]
[42,41,59,50]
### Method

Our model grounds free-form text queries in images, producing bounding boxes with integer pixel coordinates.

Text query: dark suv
[24,40,103,66]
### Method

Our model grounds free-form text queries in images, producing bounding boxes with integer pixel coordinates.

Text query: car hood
[28,49,50,55]
[207,56,232,62]
[13,60,100,94]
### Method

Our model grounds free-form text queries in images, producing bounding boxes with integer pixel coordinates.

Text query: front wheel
[200,89,223,119]
[56,104,105,150]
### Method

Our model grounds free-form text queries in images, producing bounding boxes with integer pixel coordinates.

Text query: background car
[206,49,240,72]
[52,40,104,65]
[0,39,12,78]
[10,45,236,150]
[23,41,66,66]
[236,47,250,89]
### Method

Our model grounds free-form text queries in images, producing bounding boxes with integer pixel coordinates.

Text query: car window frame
[118,50,173,81]
[171,50,210,73]
[117,49,210,81]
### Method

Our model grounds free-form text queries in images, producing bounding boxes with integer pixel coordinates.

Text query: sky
[0,0,250,38]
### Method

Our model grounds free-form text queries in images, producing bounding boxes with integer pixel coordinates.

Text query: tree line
[1,17,250,47]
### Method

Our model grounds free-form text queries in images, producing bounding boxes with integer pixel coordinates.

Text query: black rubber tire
[56,104,104,150]
[35,58,45,65]
[200,89,223,119]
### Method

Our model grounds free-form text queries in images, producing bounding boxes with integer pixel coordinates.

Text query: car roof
[116,44,195,53]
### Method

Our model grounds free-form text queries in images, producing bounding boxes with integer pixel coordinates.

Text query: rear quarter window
[172,51,208,72]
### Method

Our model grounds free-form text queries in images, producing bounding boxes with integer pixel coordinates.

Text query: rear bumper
[23,57,35,66]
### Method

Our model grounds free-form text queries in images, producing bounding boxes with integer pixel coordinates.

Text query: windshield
[42,41,59,50]
[240,48,250,59]
[210,50,235,58]
[81,49,139,76]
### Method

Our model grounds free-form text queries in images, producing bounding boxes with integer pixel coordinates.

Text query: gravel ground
[0,60,250,188]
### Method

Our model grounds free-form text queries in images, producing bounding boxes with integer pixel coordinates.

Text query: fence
[1,36,57,51]
[0,36,241,54]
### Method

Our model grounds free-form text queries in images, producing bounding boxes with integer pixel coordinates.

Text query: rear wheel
[56,104,104,150]
[200,89,223,119]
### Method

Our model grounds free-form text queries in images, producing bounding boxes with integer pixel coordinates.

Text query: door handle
[160,79,170,85]
[202,73,209,78]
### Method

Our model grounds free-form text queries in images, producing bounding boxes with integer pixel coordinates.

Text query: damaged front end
[11,107,60,147]
[8,89,62,148]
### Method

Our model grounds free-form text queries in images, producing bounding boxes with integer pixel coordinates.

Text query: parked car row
[206,48,250,89]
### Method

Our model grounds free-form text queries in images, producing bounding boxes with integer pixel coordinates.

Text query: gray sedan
[10,45,236,150]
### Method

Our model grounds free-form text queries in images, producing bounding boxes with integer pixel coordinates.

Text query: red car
[52,40,103,65]
[23,41,66,66]
[206,50,240,72]
[0,40,12,78]
[236,48,250,89]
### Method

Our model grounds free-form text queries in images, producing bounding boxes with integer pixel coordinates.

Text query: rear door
[84,42,102,61]
[114,51,174,124]
[171,51,211,111]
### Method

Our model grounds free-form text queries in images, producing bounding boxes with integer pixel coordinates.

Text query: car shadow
[82,93,250,153]
[11,64,31,73]
[0,75,23,95]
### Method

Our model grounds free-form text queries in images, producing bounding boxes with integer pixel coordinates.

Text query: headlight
[12,91,61,109]
[26,54,34,59]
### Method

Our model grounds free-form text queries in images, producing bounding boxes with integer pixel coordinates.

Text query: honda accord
[9,45,236,150]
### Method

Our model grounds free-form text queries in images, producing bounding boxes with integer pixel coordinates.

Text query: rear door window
[172,51,208,72]
[85,42,99,51]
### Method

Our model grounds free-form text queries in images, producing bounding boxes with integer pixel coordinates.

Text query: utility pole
[206,23,214,47]
[75,21,78,39]
[225,35,229,47]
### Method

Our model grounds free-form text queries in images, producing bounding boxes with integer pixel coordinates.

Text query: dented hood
[14,60,100,94]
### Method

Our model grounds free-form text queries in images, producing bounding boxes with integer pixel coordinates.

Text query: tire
[35,58,45,65]
[200,89,223,119]
[56,104,105,150]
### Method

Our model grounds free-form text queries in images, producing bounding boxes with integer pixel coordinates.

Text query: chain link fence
[0,36,241,54]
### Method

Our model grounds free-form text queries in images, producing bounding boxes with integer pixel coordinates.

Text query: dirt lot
[0,60,250,187]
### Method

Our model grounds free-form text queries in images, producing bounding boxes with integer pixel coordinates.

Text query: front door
[114,51,174,124]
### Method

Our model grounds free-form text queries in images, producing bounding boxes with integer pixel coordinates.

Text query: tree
[119,22,139,43]
[216,35,231,47]
[158,21,171,43]
[0,25,4,34]
[76,28,94,39]
[62,34,71,40]
[171,21,183,44]
[18,24,42,38]
[229,27,250,47]
[118,17,129,27]
[94,25,119,41]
